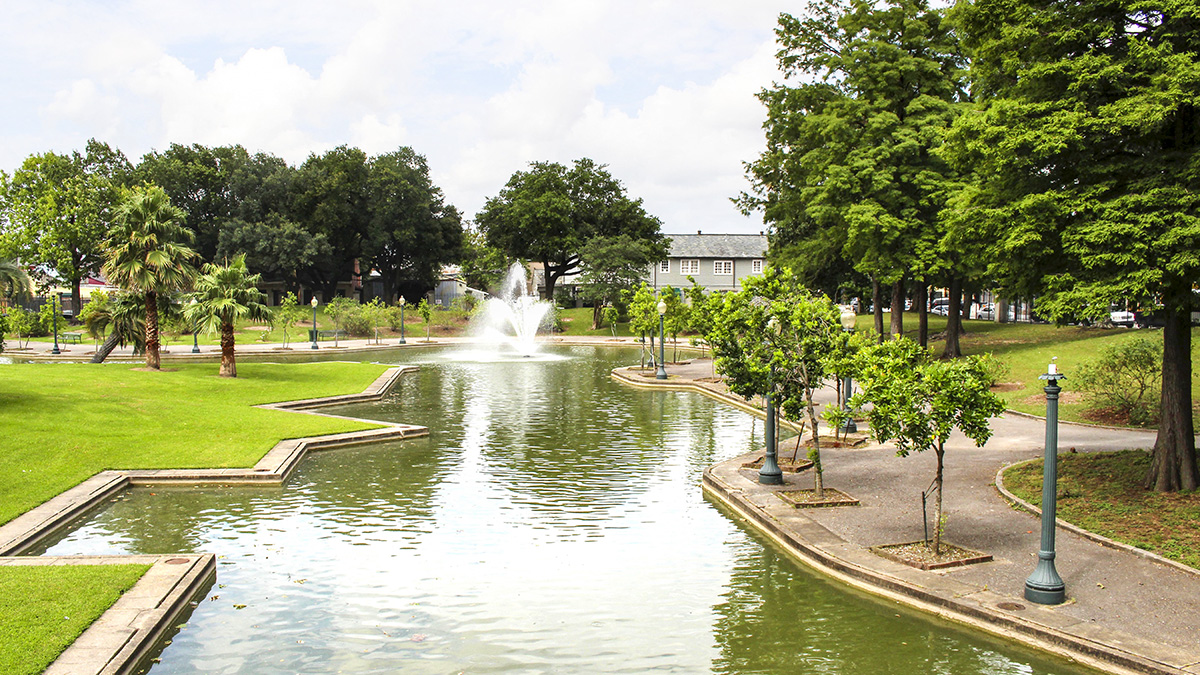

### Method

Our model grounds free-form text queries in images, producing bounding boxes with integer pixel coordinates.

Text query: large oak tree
[476,158,663,301]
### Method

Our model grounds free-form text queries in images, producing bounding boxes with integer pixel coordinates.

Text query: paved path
[616,358,1200,675]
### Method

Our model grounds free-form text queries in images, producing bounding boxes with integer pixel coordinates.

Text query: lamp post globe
[190,298,200,353]
[398,296,406,345]
[838,305,857,434]
[310,296,319,350]
[656,300,668,380]
[1025,357,1067,604]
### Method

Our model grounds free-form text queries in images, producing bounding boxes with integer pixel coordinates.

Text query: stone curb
[994,458,1200,580]
[0,554,215,675]
[0,365,425,674]
[702,455,1197,675]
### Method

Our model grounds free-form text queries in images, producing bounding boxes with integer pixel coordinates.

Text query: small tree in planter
[627,282,658,369]
[602,305,620,337]
[325,296,355,347]
[851,337,1005,554]
[417,298,432,341]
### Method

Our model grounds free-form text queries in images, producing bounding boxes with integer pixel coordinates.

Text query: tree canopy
[477,158,664,300]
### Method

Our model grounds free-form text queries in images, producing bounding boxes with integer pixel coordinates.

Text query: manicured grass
[0,563,150,675]
[0,361,389,526]
[1004,451,1200,570]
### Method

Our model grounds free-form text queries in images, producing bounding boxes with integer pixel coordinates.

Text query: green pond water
[37,346,1094,674]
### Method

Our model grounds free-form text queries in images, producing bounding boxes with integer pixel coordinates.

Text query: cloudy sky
[0,1,801,235]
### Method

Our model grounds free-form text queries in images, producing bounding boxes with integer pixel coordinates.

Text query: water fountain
[466,262,555,359]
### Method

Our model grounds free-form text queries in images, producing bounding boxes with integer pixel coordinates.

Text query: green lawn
[1005,451,1200,570]
[0,563,150,675]
[0,361,389,526]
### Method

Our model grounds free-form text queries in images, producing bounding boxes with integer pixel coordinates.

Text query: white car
[1109,309,1135,327]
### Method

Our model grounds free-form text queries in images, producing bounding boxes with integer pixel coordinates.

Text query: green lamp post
[656,300,667,380]
[1025,357,1066,605]
[190,298,201,353]
[839,305,857,433]
[310,296,319,350]
[51,293,61,355]
[759,316,783,485]
[398,295,407,345]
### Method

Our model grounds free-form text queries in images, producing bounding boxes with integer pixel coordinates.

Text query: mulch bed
[742,456,815,473]
[870,541,993,570]
[774,487,860,508]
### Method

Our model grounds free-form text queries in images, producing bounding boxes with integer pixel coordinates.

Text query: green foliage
[476,158,665,300]
[37,301,59,337]
[324,296,356,345]
[460,227,512,292]
[0,564,149,675]
[7,308,38,348]
[417,298,432,340]
[602,305,620,336]
[0,312,7,351]
[1076,338,1163,427]
[275,293,307,348]
[217,215,331,293]
[579,234,656,327]
[0,259,33,301]
[661,286,687,361]
[972,352,1010,389]
[851,337,1005,552]
[185,254,272,376]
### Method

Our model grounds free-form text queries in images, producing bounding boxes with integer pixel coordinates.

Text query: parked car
[975,303,996,321]
[1109,308,1136,327]
[930,298,950,316]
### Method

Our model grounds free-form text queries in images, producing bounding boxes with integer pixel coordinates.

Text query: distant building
[649,233,768,293]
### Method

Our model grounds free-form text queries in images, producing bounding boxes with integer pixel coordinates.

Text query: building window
[714,260,733,275]
[681,259,699,275]
[659,260,670,274]
[752,259,763,274]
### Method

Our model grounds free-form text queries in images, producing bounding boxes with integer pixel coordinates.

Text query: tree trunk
[872,278,884,342]
[934,444,945,555]
[219,322,237,378]
[144,291,161,370]
[890,277,905,337]
[917,281,929,348]
[1145,307,1198,491]
[72,278,82,323]
[805,386,824,500]
[942,277,962,359]
[542,258,558,302]
[592,303,603,331]
[91,332,121,363]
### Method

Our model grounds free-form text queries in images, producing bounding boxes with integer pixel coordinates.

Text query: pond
[35,346,1093,674]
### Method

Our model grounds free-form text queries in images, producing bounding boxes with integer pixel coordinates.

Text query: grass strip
[0,361,389,526]
[1004,450,1200,570]
[0,563,150,675]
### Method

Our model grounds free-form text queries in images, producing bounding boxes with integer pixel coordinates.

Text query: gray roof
[666,234,767,259]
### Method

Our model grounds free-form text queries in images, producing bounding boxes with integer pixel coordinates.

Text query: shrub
[974,352,1010,387]
[1075,337,1162,426]
[340,305,373,337]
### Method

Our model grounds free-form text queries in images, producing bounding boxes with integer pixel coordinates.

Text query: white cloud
[0,0,797,233]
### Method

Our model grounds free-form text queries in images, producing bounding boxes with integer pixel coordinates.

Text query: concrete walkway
[615,358,1200,675]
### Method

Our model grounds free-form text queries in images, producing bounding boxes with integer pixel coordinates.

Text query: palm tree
[186,254,271,377]
[83,291,181,363]
[102,185,197,370]
[0,258,33,302]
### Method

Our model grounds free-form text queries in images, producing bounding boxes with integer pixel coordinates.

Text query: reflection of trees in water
[710,536,1084,675]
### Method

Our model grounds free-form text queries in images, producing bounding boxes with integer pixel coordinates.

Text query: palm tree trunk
[91,332,121,363]
[145,291,160,370]
[220,322,237,378]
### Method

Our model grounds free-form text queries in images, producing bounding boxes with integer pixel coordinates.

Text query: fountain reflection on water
[452,262,559,363]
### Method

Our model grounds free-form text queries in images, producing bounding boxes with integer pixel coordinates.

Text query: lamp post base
[758,467,784,485]
[1024,579,1066,605]
[1025,553,1066,604]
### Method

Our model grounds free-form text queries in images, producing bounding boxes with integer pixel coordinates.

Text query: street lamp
[656,300,668,379]
[51,293,61,355]
[1025,357,1067,605]
[839,305,858,434]
[190,298,200,353]
[759,316,783,485]
[398,295,407,345]
[310,296,319,350]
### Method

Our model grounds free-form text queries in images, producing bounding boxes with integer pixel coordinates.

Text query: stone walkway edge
[0,365,427,675]
[613,366,1198,675]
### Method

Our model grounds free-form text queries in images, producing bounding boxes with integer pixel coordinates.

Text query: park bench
[308,329,346,342]
[61,332,83,344]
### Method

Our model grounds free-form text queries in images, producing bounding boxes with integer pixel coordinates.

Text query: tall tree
[948,0,1200,491]
[103,185,198,370]
[1,141,131,310]
[293,146,370,299]
[477,158,664,301]
[216,214,331,297]
[578,234,657,329]
[186,254,271,378]
[362,148,463,303]
[739,0,967,341]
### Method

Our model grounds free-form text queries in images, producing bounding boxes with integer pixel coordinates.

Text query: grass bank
[1004,451,1200,570]
[0,563,150,675]
[0,361,389,526]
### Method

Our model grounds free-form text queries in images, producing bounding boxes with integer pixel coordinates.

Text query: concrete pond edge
[614,366,1199,675]
[0,365,427,675]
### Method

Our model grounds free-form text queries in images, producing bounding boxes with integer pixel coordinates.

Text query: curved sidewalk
[616,359,1200,675]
